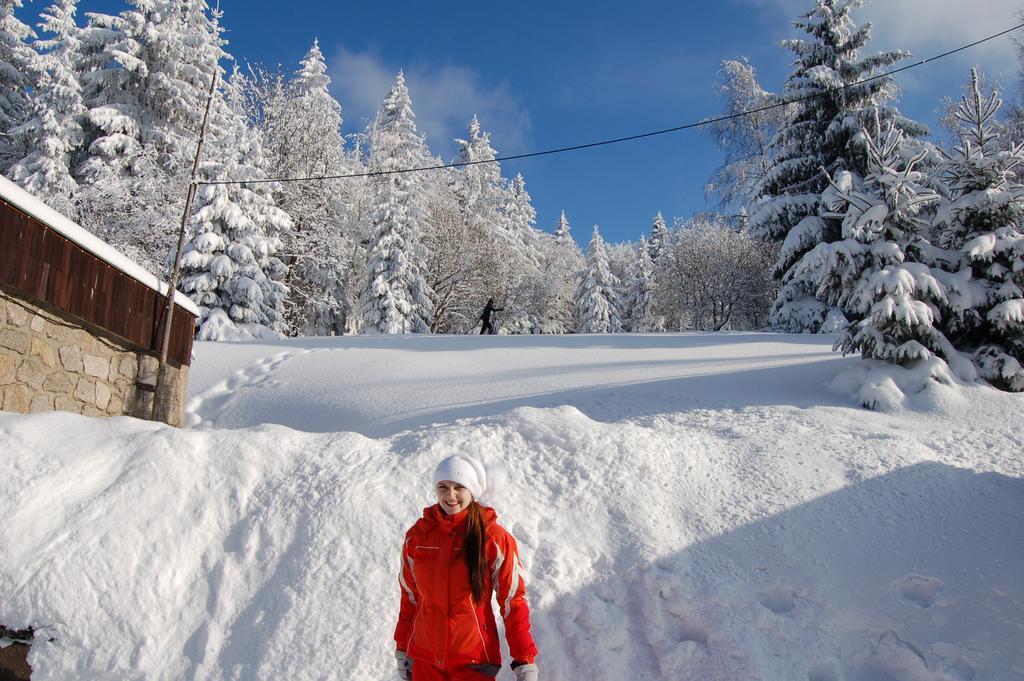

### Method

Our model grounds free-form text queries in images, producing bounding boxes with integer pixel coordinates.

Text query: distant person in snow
[479,298,503,335]
[394,455,539,681]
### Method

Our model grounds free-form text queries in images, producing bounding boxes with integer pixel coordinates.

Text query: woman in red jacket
[394,455,539,681]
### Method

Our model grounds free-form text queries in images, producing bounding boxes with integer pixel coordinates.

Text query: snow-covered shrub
[654,214,775,331]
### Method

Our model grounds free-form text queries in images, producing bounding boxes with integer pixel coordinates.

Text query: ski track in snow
[1,334,1022,680]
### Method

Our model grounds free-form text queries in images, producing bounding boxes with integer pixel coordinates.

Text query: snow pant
[480,320,494,334]
[412,661,496,681]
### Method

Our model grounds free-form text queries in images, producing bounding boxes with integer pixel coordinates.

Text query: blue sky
[40,0,1024,245]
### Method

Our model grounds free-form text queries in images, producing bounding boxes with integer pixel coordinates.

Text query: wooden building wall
[0,197,194,366]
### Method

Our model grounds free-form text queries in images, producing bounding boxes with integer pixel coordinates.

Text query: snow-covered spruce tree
[505,174,543,271]
[261,39,352,336]
[647,211,669,262]
[139,0,225,171]
[791,122,959,405]
[575,225,623,333]
[359,70,434,334]
[7,0,85,216]
[605,240,634,323]
[536,210,584,333]
[441,115,511,331]
[933,69,1024,391]
[625,235,657,332]
[73,7,143,185]
[496,172,545,333]
[750,0,930,332]
[68,6,152,264]
[425,122,544,334]
[75,0,227,275]
[0,0,39,170]
[179,67,290,340]
[455,116,505,249]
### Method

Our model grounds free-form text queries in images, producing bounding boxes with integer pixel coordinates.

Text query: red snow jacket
[394,504,538,670]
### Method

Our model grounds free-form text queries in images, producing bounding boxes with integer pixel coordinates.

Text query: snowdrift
[1,333,1021,680]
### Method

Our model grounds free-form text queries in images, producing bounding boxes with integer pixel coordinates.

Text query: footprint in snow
[756,585,799,615]
[187,349,307,427]
[892,574,944,609]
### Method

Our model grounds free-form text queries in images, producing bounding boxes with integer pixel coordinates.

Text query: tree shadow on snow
[529,462,1024,681]
[256,332,841,354]
[347,354,859,437]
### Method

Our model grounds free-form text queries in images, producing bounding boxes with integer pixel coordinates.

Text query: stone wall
[0,285,188,426]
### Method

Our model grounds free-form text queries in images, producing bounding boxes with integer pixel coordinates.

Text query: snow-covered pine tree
[1007,16,1024,144]
[75,0,224,180]
[0,0,39,170]
[933,69,1024,391]
[792,122,953,400]
[536,209,584,333]
[751,0,930,332]
[605,240,634,320]
[179,67,291,340]
[262,39,352,336]
[498,172,545,332]
[7,0,85,215]
[359,70,434,334]
[455,116,504,247]
[647,211,669,261]
[504,173,543,272]
[575,225,623,333]
[72,5,159,267]
[436,115,514,330]
[75,0,228,274]
[337,130,378,333]
[73,6,143,184]
[625,235,657,332]
[505,173,539,247]
[425,119,543,334]
[141,0,225,171]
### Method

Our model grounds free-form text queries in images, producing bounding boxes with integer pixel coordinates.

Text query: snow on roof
[0,175,200,317]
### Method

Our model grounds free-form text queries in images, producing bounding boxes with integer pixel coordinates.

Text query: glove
[468,663,501,677]
[395,649,412,681]
[512,661,538,681]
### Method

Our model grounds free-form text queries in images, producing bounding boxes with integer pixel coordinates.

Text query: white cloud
[863,0,1019,87]
[740,0,1021,89]
[326,47,532,159]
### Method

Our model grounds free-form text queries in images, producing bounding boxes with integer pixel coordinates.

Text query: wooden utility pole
[150,66,219,422]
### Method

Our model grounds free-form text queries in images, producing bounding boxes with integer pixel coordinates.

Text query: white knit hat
[432,454,487,499]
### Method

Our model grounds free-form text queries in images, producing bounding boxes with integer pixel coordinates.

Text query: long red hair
[464,501,488,603]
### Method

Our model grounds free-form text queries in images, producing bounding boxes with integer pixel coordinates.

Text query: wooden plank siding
[0,197,195,366]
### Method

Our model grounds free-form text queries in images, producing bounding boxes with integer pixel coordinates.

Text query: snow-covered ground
[1,333,1022,681]
[184,333,854,436]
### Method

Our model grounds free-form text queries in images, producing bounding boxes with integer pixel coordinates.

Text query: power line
[198,22,1024,186]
